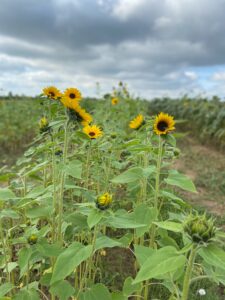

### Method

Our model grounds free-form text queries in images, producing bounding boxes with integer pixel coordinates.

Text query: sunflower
[111,97,119,105]
[83,124,103,139]
[96,192,112,210]
[76,107,93,125]
[153,112,175,135]
[61,88,82,109]
[129,114,144,130]
[42,86,61,100]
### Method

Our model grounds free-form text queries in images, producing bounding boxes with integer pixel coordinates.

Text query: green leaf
[0,188,16,201]
[36,239,62,257]
[95,236,122,251]
[133,246,186,283]
[111,292,126,300]
[107,213,145,229]
[111,167,144,184]
[134,245,155,266]
[26,206,52,219]
[165,170,197,193]
[0,282,13,297]
[51,242,92,284]
[50,280,75,300]
[79,283,111,300]
[64,160,82,179]
[0,209,20,219]
[134,204,158,238]
[13,289,40,300]
[87,209,103,229]
[18,247,32,278]
[123,277,141,297]
[153,221,183,233]
[199,245,225,270]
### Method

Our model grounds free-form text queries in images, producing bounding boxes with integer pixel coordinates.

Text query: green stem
[181,245,197,300]
[57,118,69,244]
[149,136,163,248]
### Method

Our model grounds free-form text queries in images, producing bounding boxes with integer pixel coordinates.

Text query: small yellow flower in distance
[61,88,82,109]
[129,114,144,130]
[42,86,61,100]
[96,192,112,210]
[153,112,175,135]
[100,249,107,256]
[83,125,103,139]
[27,234,38,245]
[39,116,50,133]
[111,97,119,105]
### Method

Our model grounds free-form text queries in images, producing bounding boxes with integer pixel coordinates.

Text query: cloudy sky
[0,0,225,98]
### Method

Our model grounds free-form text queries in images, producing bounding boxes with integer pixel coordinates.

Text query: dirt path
[174,136,225,217]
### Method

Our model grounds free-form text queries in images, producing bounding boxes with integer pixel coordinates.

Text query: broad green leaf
[134,204,158,237]
[87,209,103,229]
[26,206,52,219]
[18,247,32,278]
[36,239,62,257]
[123,277,141,297]
[0,209,20,219]
[161,190,189,207]
[0,188,16,201]
[165,170,197,193]
[51,242,92,284]
[79,283,111,300]
[112,292,126,300]
[107,213,145,229]
[13,288,40,300]
[134,245,155,266]
[111,167,144,184]
[95,236,122,251]
[133,246,186,283]
[64,160,82,179]
[199,245,225,270]
[154,221,183,233]
[50,280,75,300]
[0,282,13,297]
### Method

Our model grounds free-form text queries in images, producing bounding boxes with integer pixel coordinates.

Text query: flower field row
[0,84,225,300]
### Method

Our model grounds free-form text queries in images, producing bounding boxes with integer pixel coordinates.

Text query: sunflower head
[83,124,103,139]
[153,112,175,135]
[129,114,144,130]
[42,86,61,100]
[111,97,119,105]
[39,116,50,133]
[61,88,82,109]
[184,213,216,244]
[96,192,112,210]
[27,234,38,245]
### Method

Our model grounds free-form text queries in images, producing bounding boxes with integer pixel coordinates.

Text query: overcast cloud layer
[0,0,225,98]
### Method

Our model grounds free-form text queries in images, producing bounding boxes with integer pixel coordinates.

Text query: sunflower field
[0,83,225,300]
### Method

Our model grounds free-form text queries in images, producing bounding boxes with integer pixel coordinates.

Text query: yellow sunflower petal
[153,112,175,135]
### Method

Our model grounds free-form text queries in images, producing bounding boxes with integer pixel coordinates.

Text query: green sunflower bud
[184,213,216,244]
[39,116,50,133]
[27,234,38,245]
[96,192,112,210]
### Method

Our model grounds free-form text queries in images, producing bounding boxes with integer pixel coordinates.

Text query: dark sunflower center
[70,93,76,99]
[49,92,55,97]
[157,121,168,131]
[89,132,96,137]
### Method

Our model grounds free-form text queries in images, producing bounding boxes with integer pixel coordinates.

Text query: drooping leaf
[133,246,186,283]
[111,167,144,184]
[79,283,111,300]
[51,242,92,284]
[165,170,197,193]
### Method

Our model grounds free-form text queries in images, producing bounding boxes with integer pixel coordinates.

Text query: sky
[0,0,225,99]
